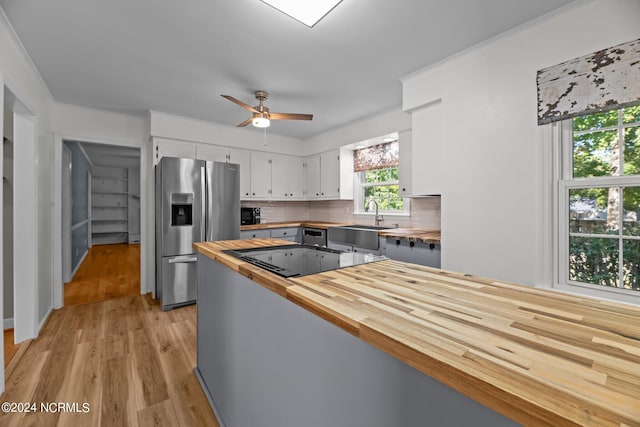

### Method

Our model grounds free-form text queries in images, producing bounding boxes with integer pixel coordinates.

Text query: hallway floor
[64,243,140,306]
[1,243,218,426]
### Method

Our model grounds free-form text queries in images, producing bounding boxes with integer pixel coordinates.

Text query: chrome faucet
[365,198,383,227]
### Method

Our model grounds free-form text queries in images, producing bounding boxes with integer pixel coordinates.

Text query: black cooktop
[223,244,386,278]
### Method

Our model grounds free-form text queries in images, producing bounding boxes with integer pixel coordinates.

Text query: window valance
[353,141,398,172]
[537,38,640,125]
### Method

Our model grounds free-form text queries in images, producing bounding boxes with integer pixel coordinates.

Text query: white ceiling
[1,0,575,140]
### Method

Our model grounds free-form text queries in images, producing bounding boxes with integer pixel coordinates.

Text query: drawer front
[270,227,300,239]
[161,255,197,309]
[240,229,271,239]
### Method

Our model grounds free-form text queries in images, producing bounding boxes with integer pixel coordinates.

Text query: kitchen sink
[342,225,392,230]
[327,224,393,251]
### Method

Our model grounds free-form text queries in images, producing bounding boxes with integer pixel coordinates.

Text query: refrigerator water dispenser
[171,193,193,226]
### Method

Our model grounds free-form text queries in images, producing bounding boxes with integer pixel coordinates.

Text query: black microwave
[241,207,261,225]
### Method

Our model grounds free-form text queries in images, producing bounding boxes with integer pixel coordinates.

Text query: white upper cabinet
[305,155,321,198]
[320,151,339,199]
[398,129,412,197]
[229,148,252,199]
[195,143,229,163]
[411,101,442,195]
[153,138,196,164]
[249,151,272,199]
[272,154,305,200]
[305,149,353,200]
[151,137,353,201]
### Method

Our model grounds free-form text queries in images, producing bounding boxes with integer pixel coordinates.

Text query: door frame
[52,135,147,309]
[61,144,72,283]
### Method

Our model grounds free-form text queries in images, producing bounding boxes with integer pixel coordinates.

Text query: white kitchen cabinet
[230,148,252,199]
[195,143,229,163]
[320,151,339,199]
[272,154,305,200]
[250,151,272,199]
[153,138,196,164]
[305,149,353,200]
[410,102,442,195]
[398,129,413,197]
[305,155,321,198]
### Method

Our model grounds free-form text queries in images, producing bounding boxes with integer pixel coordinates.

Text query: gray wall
[64,141,93,272]
[3,107,13,324]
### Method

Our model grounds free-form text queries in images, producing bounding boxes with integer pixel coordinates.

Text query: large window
[353,140,409,215]
[560,106,640,292]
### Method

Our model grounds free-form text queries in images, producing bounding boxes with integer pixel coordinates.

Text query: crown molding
[0,5,55,103]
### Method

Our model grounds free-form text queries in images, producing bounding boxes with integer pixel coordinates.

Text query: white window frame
[354,166,410,216]
[555,109,640,305]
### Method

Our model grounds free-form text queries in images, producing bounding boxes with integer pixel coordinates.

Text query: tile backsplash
[241,196,440,229]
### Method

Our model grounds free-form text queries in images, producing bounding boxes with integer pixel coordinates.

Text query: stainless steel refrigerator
[155,157,240,310]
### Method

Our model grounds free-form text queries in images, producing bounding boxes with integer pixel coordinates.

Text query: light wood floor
[3,329,19,368]
[64,244,141,306]
[0,242,219,426]
[0,294,219,426]
[3,244,138,383]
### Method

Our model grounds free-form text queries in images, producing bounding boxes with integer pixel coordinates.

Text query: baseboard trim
[69,248,89,282]
[194,367,226,427]
[38,305,53,334]
[3,318,14,329]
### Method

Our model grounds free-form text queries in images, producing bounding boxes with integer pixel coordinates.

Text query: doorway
[3,101,14,368]
[1,83,38,393]
[60,141,142,306]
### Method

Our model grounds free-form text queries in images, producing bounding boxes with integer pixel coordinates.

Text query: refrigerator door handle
[201,165,206,242]
[168,256,198,264]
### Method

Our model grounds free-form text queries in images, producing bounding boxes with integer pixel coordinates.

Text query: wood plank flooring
[3,329,19,368]
[0,242,218,426]
[0,294,219,427]
[64,244,140,306]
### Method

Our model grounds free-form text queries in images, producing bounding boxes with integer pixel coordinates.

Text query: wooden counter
[379,228,441,243]
[194,239,640,426]
[241,223,441,243]
[240,221,348,231]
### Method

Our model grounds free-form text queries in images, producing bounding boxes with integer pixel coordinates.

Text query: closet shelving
[91,166,128,245]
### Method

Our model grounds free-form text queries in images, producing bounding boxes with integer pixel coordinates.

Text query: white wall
[150,110,305,156]
[303,107,411,156]
[52,103,149,295]
[401,0,640,286]
[0,7,55,359]
[54,103,146,144]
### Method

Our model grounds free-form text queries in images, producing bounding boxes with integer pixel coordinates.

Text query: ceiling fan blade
[236,117,253,127]
[269,112,313,121]
[221,95,259,113]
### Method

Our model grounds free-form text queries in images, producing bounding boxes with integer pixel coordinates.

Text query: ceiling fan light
[253,116,270,128]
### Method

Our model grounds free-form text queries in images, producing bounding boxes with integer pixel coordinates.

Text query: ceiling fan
[221,91,313,128]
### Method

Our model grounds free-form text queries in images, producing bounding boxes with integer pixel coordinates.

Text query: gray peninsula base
[195,254,517,427]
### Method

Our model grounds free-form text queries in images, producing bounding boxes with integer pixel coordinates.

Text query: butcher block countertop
[241,222,442,243]
[240,221,348,231]
[194,238,640,427]
[378,228,441,243]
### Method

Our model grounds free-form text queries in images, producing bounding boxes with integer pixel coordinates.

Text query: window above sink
[352,140,410,217]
